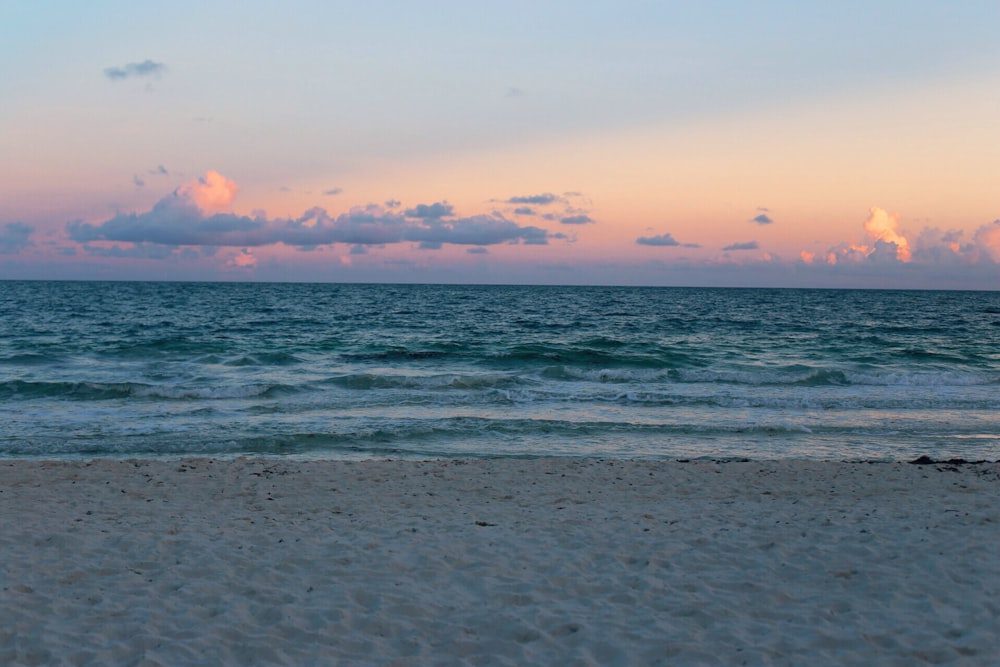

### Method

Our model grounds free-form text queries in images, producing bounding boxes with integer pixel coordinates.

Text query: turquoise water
[1,281,998,460]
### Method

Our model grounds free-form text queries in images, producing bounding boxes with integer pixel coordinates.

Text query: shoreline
[2,458,998,665]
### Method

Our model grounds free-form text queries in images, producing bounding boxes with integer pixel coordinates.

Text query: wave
[98,337,229,359]
[541,364,997,388]
[0,417,836,458]
[0,353,60,366]
[540,365,677,383]
[221,351,303,367]
[486,387,1000,411]
[490,344,692,368]
[0,380,295,401]
[321,372,525,391]
[339,348,458,362]
[841,370,999,387]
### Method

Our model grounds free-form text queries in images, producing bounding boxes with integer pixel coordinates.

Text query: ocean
[1,281,997,461]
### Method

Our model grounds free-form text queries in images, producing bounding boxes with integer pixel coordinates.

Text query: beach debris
[908,456,986,465]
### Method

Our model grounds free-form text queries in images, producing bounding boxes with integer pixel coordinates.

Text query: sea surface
[1,281,998,461]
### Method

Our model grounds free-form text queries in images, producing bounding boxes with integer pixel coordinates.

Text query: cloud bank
[800,207,999,269]
[66,171,551,253]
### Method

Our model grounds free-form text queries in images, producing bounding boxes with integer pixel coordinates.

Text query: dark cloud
[467,247,488,254]
[133,175,145,187]
[868,239,905,264]
[67,197,267,246]
[751,214,773,225]
[560,214,593,225]
[506,193,558,205]
[104,60,167,81]
[0,222,34,254]
[323,188,343,196]
[385,199,401,208]
[723,241,759,251]
[636,232,680,247]
[404,202,454,219]
[65,195,549,252]
[940,229,964,244]
[149,165,169,176]
[404,215,548,246]
[513,207,535,216]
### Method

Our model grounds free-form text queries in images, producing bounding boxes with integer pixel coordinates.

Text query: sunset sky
[2,1,998,288]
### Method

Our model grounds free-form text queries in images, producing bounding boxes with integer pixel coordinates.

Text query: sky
[1,1,998,288]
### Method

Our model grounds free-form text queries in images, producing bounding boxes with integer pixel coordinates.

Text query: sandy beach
[1,457,997,666]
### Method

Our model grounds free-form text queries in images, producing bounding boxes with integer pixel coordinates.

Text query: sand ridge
[1,458,998,665]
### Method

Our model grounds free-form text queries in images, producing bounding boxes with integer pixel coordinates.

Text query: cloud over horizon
[11,169,996,289]
[65,171,552,255]
[800,207,999,269]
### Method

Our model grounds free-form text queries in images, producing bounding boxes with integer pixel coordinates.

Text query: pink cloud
[862,207,910,261]
[803,207,1000,269]
[973,220,1000,263]
[175,170,239,212]
[225,248,257,270]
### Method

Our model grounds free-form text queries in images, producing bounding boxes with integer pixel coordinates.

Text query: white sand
[1,457,997,666]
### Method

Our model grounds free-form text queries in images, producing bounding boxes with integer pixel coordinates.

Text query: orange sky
[1,3,998,287]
